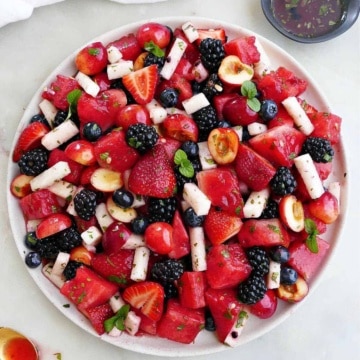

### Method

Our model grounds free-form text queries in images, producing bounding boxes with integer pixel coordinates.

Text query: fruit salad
[9,19,343,347]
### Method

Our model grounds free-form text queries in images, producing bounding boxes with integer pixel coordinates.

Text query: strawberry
[122,281,165,321]
[128,144,176,198]
[203,207,243,245]
[12,121,49,162]
[41,75,80,111]
[122,64,158,105]
[91,249,135,288]
[234,142,276,191]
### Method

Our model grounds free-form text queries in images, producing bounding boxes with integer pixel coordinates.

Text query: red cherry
[75,42,108,75]
[249,289,278,319]
[102,222,132,254]
[36,213,73,239]
[222,95,259,126]
[307,191,339,224]
[144,222,173,255]
[136,22,172,49]
[115,104,151,131]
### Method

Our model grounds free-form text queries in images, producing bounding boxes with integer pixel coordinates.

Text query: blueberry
[82,122,102,141]
[205,308,216,332]
[25,252,42,268]
[180,141,199,159]
[112,188,134,209]
[30,113,49,127]
[24,232,38,250]
[131,216,150,234]
[217,120,232,128]
[269,245,290,263]
[280,266,298,285]
[159,88,179,107]
[259,100,278,121]
[183,207,205,227]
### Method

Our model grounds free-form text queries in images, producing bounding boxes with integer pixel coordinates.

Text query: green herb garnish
[304,218,319,253]
[174,149,194,178]
[144,41,165,57]
[104,304,130,333]
[241,80,261,112]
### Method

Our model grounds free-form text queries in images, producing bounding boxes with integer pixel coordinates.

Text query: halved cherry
[10,174,34,198]
[207,128,239,164]
[65,140,96,166]
[279,194,305,232]
[36,213,72,239]
[218,55,254,88]
[276,275,309,302]
[69,245,95,265]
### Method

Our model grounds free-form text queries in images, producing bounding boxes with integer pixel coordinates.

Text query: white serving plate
[6,16,347,357]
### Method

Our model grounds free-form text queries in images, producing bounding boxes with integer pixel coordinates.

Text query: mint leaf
[104,304,130,333]
[304,218,319,253]
[65,89,82,121]
[144,41,165,57]
[241,80,260,112]
[247,97,261,112]
[241,80,257,99]
[179,159,194,178]
[174,149,194,178]
[88,48,100,56]
[174,149,187,165]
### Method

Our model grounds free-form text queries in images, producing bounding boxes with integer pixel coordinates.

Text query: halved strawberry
[122,281,165,321]
[122,64,158,105]
[204,207,243,245]
[12,122,49,162]
[128,143,176,198]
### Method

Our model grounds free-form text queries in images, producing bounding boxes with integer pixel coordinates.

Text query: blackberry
[202,73,223,100]
[159,88,178,108]
[18,148,48,176]
[246,247,269,275]
[74,189,97,221]
[151,259,184,283]
[270,166,297,196]
[63,260,83,280]
[241,126,251,142]
[183,207,205,227]
[191,79,203,94]
[53,110,68,127]
[82,122,102,141]
[126,123,159,153]
[148,197,177,223]
[301,137,334,163]
[37,227,82,259]
[199,38,225,73]
[144,53,165,70]
[237,272,267,305]
[163,282,179,300]
[192,105,218,141]
[260,198,279,219]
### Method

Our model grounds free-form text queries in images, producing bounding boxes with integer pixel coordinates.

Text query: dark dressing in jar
[271,0,346,39]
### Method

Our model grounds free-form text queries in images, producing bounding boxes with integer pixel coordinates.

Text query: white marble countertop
[0,0,359,359]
